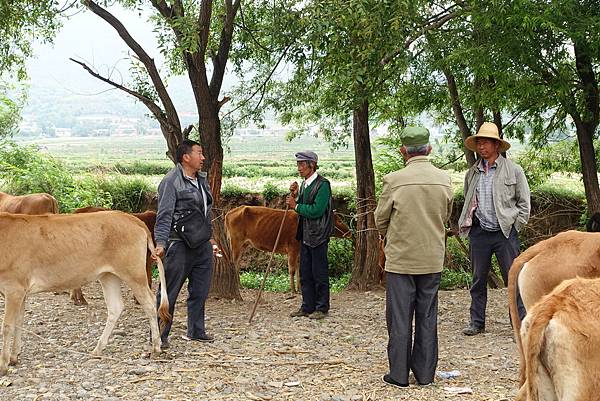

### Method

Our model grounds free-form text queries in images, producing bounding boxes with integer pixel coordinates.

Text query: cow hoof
[73,299,88,306]
[0,367,7,376]
[8,357,18,366]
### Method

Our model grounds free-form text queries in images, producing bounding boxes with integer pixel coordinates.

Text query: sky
[24,4,237,116]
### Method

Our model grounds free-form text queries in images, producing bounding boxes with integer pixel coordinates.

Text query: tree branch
[69,58,165,122]
[380,6,465,65]
[222,42,292,119]
[84,0,181,132]
[210,0,241,95]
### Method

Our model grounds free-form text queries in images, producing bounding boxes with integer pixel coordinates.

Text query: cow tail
[508,247,538,386]
[148,235,171,333]
[524,296,558,401]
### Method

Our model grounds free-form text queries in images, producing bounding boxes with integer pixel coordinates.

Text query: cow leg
[288,250,300,293]
[70,288,88,306]
[129,281,161,356]
[133,252,155,305]
[10,296,27,366]
[92,273,124,356]
[0,290,25,375]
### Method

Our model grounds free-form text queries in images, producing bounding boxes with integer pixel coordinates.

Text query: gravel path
[0,284,520,400]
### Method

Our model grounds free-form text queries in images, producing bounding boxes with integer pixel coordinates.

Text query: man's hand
[153,246,165,260]
[210,239,222,258]
[285,194,297,210]
[289,181,299,198]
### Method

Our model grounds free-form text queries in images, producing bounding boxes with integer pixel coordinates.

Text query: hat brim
[465,135,511,153]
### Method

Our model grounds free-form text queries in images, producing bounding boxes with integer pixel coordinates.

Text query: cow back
[0,191,59,214]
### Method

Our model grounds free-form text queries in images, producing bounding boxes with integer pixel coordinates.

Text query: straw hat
[464,122,511,153]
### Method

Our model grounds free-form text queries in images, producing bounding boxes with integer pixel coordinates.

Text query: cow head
[333,212,352,238]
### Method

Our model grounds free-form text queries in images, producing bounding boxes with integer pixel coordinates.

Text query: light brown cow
[225,206,352,292]
[508,230,600,386]
[72,207,157,305]
[515,277,600,401]
[0,191,59,214]
[0,211,170,376]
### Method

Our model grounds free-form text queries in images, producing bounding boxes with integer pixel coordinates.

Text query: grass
[240,270,351,293]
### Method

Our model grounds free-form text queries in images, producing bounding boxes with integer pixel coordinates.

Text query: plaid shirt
[475,159,501,231]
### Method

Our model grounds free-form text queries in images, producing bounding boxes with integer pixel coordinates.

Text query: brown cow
[515,277,600,401]
[72,207,157,305]
[0,211,169,376]
[0,191,59,214]
[508,230,600,386]
[225,206,351,292]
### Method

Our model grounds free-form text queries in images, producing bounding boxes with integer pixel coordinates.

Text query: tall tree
[239,0,465,289]
[0,0,67,78]
[72,0,243,299]
[478,0,600,214]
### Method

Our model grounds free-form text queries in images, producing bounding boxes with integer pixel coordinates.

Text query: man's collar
[177,163,207,179]
[405,155,429,165]
[304,171,318,186]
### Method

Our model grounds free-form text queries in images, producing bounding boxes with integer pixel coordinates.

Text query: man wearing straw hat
[285,150,334,320]
[458,122,530,336]
[375,126,453,388]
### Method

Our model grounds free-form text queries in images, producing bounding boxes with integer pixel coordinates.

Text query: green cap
[400,126,430,146]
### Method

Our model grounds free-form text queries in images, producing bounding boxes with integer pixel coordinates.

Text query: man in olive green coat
[375,127,453,388]
[285,151,334,320]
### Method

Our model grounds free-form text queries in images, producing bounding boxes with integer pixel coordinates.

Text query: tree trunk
[348,100,381,290]
[198,108,241,300]
[443,68,476,166]
[574,121,600,215]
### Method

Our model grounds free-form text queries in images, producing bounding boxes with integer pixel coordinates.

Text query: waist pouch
[173,210,211,248]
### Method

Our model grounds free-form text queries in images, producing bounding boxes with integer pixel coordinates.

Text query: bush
[262,182,286,202]
[328,238,354,277]
[0,141,112,212]
[97,175,154,212]
[113,161,171,175]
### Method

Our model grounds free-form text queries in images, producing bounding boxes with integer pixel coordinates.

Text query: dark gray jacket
[154,163,213,248]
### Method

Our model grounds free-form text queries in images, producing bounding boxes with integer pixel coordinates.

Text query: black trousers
[156,240,213,342]
[386,272,441,386]
[468,223,525,328]
[299,241,330,313]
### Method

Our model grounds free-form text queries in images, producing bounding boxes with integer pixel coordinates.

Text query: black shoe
[382,374,408,388]
[462,323,485,336]
[309,311,328,320]
[181,333,215,343]
[290,309,311,318]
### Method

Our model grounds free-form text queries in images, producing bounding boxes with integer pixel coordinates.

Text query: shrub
[0,141,112,212]
[97,175,154,212]
[262,182,285,202]
[328,238,354,277]
[113,161,171,175]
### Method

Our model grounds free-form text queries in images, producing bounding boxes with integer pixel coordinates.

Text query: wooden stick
[248,204,290,323]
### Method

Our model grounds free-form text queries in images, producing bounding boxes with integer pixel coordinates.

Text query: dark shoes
[382,374,408,388]
[181,333,215,343]
[462,323,485,336]
[309,311,328,320]
[290,309,311,318]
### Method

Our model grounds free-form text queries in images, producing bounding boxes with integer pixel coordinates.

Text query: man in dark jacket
[154,139,220,348]
[285,151,334,320]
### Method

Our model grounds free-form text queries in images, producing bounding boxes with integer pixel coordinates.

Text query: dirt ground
[0,284,520,401]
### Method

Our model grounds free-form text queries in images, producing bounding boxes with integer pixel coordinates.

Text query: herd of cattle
[1,190,600,400]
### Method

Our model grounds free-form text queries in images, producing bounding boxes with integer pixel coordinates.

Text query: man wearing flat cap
[286,150,334,320]
[458,122,530,336]
[375,126,453,388]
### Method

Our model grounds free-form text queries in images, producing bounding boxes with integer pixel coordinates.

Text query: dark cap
[295,150,318,163]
